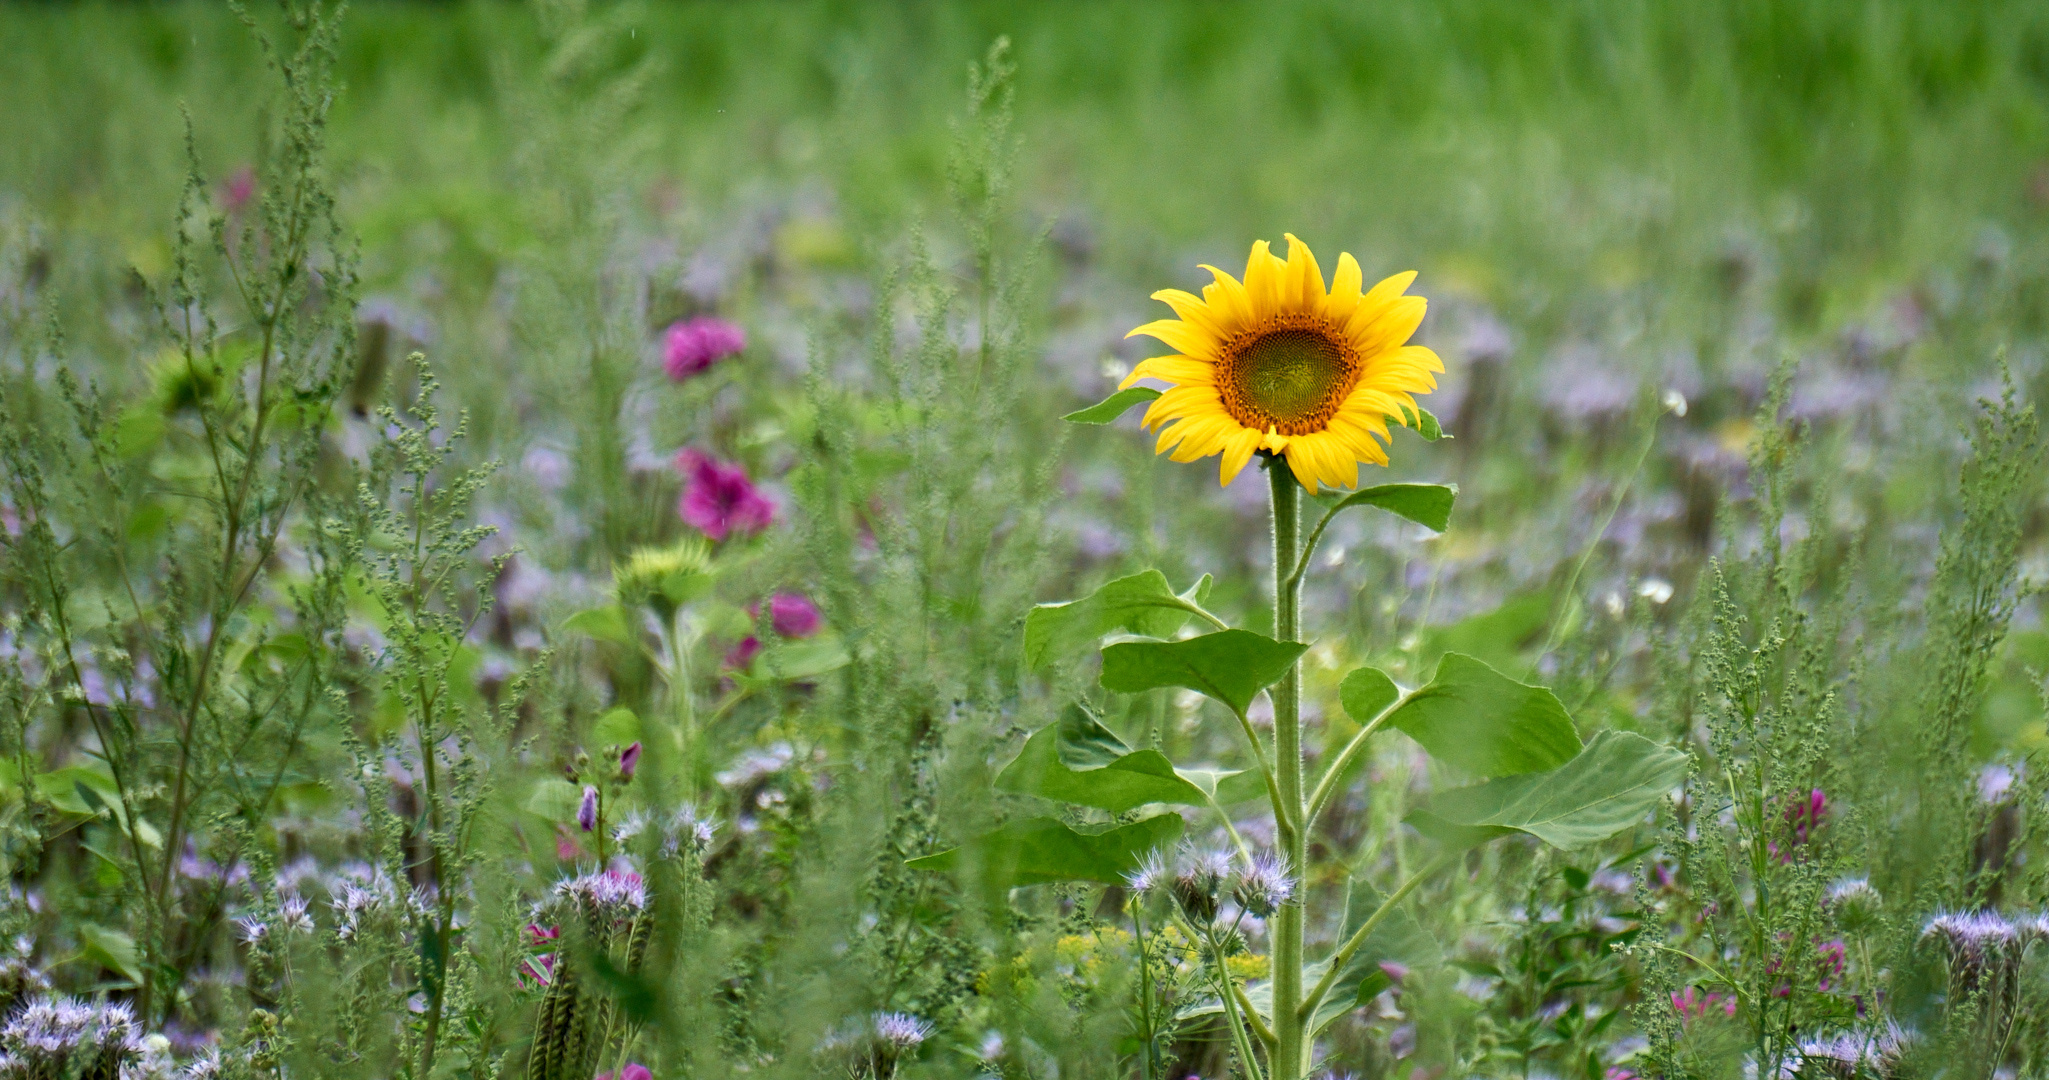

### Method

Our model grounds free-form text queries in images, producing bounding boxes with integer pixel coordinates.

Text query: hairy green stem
[1266,460,1306,1080]
[1303,686,1416,832]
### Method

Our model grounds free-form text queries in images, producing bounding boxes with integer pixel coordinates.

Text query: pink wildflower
[598,1064,654,1080]
[768,593,822,638]
[676,450,774,541]
[223,165,256,212]
[1671,986,1735,1023]
[663,316,746,380]
[578,785,600,833]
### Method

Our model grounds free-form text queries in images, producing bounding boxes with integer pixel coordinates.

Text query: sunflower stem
[1266,458,1307,1080]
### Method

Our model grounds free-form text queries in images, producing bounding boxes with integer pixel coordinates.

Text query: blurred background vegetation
[7,1,2049,1077]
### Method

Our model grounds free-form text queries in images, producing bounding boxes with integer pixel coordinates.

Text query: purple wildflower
[676,450,775,541]
[577,785,599,833]
[663,316,746,380]
[619,741,643,782]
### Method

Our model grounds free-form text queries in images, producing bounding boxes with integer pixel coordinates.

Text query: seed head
[873,1012,933,1051]
[1233,850,1297,917]
[1123,850,1169,896]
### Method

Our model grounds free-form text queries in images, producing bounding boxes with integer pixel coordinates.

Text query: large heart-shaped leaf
[1339,666,1401,723]
[1024,570,1215,671]
[1309,482,1459,534]
[1407,730,1689,851]
[1063,386,1162,424]
[1384,653,1582,778]
[904,814,1185,890]
[997,705,1215,813]
[1100,629,1307,716]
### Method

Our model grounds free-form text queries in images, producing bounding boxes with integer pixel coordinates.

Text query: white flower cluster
[0,994,142,1078]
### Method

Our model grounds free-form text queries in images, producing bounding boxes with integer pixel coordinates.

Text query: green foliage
[1382,653,1583,778]
[1407,731,1688,851]
[1023,571,1217,672]
[1100,630,1308,718]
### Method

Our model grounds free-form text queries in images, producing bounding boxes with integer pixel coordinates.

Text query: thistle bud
[577,786,599,833]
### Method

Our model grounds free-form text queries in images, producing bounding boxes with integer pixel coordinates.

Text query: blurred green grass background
[7,0,2048,327]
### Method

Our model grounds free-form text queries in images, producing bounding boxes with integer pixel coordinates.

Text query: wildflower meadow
[6,2,2049,1078]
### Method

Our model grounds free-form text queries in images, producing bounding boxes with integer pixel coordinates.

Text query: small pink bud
[577,785,599,832]
[1378,961,1410,984]
[769,592,822,638]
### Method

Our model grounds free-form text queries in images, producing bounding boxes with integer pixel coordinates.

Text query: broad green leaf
[592,707,640,749]
[1385,653,1581,778]
[905,814,1184,891]
[1178,767,1267,806]
[1311,878,1445,1036]
[1408,730,1689,851]
[563,605,639,647]
[1311,482,1458,533]
[1338,667,1400,723]
[1397,404,1449,441]
[1063,386,1162,424]
[1023,570,1214,671]
[1100,629,1307,716]
[742,634,852,683]
[37,766,121,819]
[79,924,144,986]
[996,705,1215,813]
[525,778,585,822]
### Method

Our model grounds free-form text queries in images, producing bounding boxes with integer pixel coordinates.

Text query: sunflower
[1123,234,1443,491]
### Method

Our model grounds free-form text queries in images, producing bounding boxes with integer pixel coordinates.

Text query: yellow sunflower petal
[1165,415,1239,462]
[1349,295,1427,356]
[1241,240,1286,315]
[1151,288,1233,344]
[1120,355,1215,390]
[1281,233,1327,312]
[1142,385,1225,429]
[1321,252,1365,325]
[1196,265,1255,336]
[1128,317,1220,358]
[1361,270,1419,310]
[1218,426,1264,485]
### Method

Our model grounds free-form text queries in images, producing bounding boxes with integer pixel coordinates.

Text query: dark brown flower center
[1216,321,1359,435]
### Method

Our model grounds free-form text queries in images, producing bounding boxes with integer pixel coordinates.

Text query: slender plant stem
[1266,460,1306,1080]
[1303,686,1416,832]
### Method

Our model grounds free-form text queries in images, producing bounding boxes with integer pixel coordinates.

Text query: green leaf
[1311,482,1458,534]
[1407,730,1689,851]
[996,705,1216,813]
[562,605,639,647]
[905,814,1184,891]
[743,633,852,683]
[1397,404,1450,441]
[78,924,144,986]
[1338,666,1400,723]
[1385,653,1582,778]
[1100,629,1307,716]
[1063,386,1162,424]
[592,707,640,749]
[1311,877,1445,1037]
[525,778,585,822]
[1023,570,1214,671]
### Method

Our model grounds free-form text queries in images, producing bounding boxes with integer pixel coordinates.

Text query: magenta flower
[676,450,775,541]
[577,785,599,833]
[1786,788,1828,844]
[599,1065,654,1080]
[619,741,643,781]
[769,593,822,638]
[663,316,746,380]
[223,165,256,212]
[1671,986,1735,1023]
[725,636,762,672]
